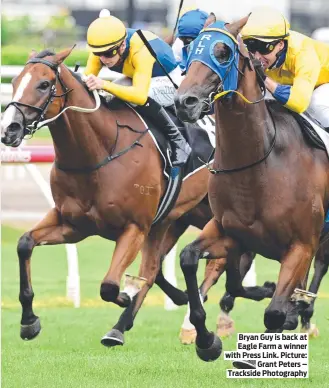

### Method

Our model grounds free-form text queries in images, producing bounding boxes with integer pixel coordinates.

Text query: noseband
[4,58,72,136]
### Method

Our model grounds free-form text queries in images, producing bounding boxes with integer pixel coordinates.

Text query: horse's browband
[200,27,239,45]
[26,58,58,71]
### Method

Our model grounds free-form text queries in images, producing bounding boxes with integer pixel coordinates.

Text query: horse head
[1,48,74,147]
[174,16,251,123]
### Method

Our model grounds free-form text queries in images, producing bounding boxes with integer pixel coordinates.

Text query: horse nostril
[184,96,199,108]
[7,122,23,134]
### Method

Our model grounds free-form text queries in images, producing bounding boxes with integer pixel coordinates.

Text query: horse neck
[215,63,273,171]
[49,66,116,168]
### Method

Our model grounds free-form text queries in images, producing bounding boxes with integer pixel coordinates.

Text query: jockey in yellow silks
[241,7,329,129]
[84,10,191,167]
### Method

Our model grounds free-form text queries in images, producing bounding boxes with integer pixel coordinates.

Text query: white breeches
[112,66,184,107]
[306,83,329,128]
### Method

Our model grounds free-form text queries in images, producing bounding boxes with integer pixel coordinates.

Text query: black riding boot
[139,98,191,167]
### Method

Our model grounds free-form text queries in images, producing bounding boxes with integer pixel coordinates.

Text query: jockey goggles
[93,43,122,58]
[244,38,281,55]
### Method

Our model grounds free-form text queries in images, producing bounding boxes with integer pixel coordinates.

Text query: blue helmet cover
[177,9,209,39]
[185,21,239,94]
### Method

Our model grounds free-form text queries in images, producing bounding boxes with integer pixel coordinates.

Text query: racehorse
[174,17,329,362]
[1,48,275,347]
[0,48,210,342]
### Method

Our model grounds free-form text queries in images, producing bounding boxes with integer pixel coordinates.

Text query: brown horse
[0,48,209,343]
[174,16,329,362]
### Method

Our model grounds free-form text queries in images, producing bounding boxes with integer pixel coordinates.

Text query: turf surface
[2,225,329,387]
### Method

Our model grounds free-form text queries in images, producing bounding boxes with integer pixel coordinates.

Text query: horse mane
[264,99,316,153]
[265,99,298,129]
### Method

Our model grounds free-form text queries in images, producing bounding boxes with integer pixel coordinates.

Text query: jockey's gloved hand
[251,58,267,82]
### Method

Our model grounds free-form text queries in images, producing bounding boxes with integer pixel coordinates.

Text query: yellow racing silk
[267,30,329,113]
[84,29,177,105]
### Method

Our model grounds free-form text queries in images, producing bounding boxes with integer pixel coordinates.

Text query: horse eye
[38,81,50,90]
[215,46,231,63]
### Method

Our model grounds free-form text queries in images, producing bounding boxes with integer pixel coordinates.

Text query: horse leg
[217,252,254,339]
[180,217,239,362]
[217,252,276,338]
[17,208,86,341]
[300,248,329,337]
[100,223,146,307]
[154,222,189,306]
[264,243,313,330]
[101,223,168,347]
[179,258,226,345]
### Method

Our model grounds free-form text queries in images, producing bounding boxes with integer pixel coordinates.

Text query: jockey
[172,8,216,71]
[84,10,191,167]
[241,7,329,129]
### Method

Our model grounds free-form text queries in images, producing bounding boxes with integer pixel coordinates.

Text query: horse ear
[52,45,76,65]
[28,49,38,59]
[228,14,251,37]
[204,12,216,28]
[237,35,249,57]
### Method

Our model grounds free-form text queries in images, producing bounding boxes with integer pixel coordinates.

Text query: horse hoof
[195,333,222,362]
[233,359,257,369]
[20,317,41,341]
[101,329,124,347]
[100,282,119,303]
[301,323,319,338]
[216,313,235,338]
[264,309,286,330]
[179,328,196,345]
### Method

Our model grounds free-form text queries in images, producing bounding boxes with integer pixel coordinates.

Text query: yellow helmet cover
[87,15,127,52]
[242,7,290,42]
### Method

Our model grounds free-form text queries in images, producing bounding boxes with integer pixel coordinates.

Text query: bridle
[192,31,277,174]
[4,58,73,137]
[200,37,267,115]
[4,56,148,174]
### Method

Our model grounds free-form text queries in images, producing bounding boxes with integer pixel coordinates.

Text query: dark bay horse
[174,17,329,361]
[1,48,275,348]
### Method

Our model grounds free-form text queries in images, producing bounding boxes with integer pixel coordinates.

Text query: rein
[5,59,72,136]
[193,29,276,174]
[55,120,148,174]
[6,57,149,174]
[4,58,101,136]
